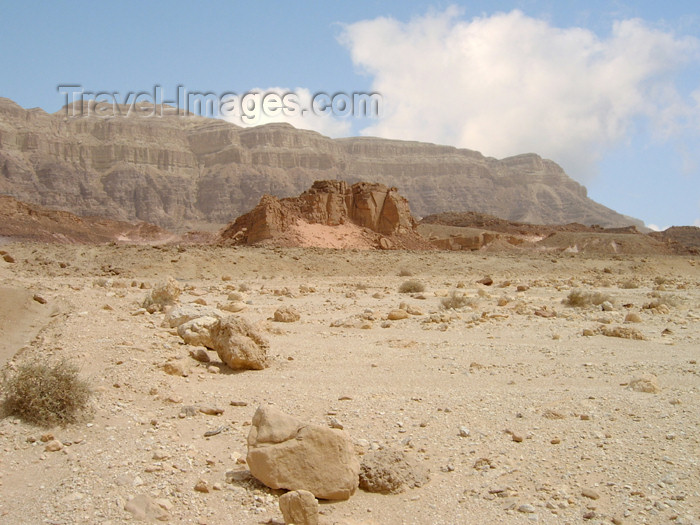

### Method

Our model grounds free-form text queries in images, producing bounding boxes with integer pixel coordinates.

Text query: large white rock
[247,405,360,500]
[177,315,219,347]
[164,304,223,328]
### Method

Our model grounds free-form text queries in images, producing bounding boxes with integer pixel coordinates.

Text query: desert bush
[441,291,476,310]
[238,283,251,292]
[1,359,92,427]
[398,268,413,277]
[563,290,613,308]
[399,280,425,294]
[620,280,639,289]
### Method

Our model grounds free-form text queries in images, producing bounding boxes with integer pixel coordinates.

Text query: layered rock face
[0,97,642,229]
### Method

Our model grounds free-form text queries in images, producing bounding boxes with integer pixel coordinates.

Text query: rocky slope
[0,97,643,231]
[0,194,170,244]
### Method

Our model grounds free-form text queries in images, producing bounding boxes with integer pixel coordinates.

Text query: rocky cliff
[0,96,642,230]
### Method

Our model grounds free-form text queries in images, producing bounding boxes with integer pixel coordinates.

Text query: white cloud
[339,8,700,181]
[646,223,663,231]
[220,87,351,138]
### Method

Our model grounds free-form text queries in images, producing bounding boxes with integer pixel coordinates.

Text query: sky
[1,0,698,229]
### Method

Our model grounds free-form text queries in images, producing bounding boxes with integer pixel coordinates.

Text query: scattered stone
[2,253,15,263]
[44,439,63,452]
[478,276,493,286]
[535,308,555,318]
[628,374,661,394]
[177,315,220,349]
[165,304,223,328]
[582,328,595,336]
[199,406,224,416]
[246,405,360,500]
[124,494,169,522]
[518,504,536,513]
[601,301,614,311]
[279,490,319,525]
[581,488,600,500]
[328,417,344,430]
[274,305,301,323]
[458,426,470,438]
[209,317,270,370]
[32,294,47,304]
[230,401,248,407]
[387,309,409,320]
[204,426,228,437]
[599,325,645,340]
[162,361,187,377]
[219,301,247,313]
[142,276,181,312]
[625,312,642,323]
[194,479,210,493]
[550,438,561,444]
[189,347,211,363]
[359,448,429,494]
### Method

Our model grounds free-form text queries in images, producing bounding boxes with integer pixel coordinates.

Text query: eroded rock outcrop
[219,180,428,249]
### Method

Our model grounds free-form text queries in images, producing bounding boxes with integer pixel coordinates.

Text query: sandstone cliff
[220,180,429,250]
[0,96,642,230]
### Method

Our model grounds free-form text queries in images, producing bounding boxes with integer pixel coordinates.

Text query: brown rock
[274,306,301,323]
[246,405,360,500]
[628,374,661,393]
[279,490,319,525]
[359,448,429,494]
[209,317,270,370]
[387,309,409,321]
[178,316,219,347]
[124,494,170,522]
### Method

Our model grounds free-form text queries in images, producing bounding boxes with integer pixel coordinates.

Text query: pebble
[581,488,600,500]
[458,426,470,437]
[44,440,63,452]
[194,479,210,493]
[518,504,536,513]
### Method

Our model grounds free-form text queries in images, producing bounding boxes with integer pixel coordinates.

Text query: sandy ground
[0,243,698,525]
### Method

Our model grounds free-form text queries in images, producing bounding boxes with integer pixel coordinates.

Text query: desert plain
[0,241,698,525]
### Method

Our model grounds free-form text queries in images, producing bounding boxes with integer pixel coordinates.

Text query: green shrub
[1,359,92,427]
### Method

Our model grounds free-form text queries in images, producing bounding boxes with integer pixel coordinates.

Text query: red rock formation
[219,180,428,249]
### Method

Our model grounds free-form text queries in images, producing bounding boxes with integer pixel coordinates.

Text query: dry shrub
[1,359,92,427]
[620,280,639,289]
[399,280,425,294]
[398,268,413,277]
[441,290,476,310]
[646,292,681,308]
[563,290,612,307]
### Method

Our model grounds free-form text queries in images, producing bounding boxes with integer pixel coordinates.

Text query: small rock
[194,479,210,493]
[44,439,63,452]
[189,348,211,363]
[125,494,170,521]
[279,489,319,525]
[601,301,614,311]
[628,374,661,394]
[387,309,409,320]
[230,401,248,407]
[32,294,47,304]
[458,426,470,438]
[581,488,600,500]
[199,406,224,416]
[625,312,642,323]
[511,433,524,443]
[478,276,494,286]
[518,504,536,513]
[328,417,344,430]
[274,306,301,323]
[162,361,187,376]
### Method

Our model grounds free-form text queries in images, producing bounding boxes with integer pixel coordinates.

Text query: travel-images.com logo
[57,85,382,124]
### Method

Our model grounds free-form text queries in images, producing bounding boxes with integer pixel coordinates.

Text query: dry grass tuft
[399,280,425,294]
[441,290,477,310]
[563,290,612,308]
[1,359,92,427]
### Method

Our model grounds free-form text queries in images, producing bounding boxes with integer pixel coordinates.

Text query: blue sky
[1,1,698,228]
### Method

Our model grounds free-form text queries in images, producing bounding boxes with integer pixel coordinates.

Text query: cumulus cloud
[220,87,351,138]
[339,8,700,180]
